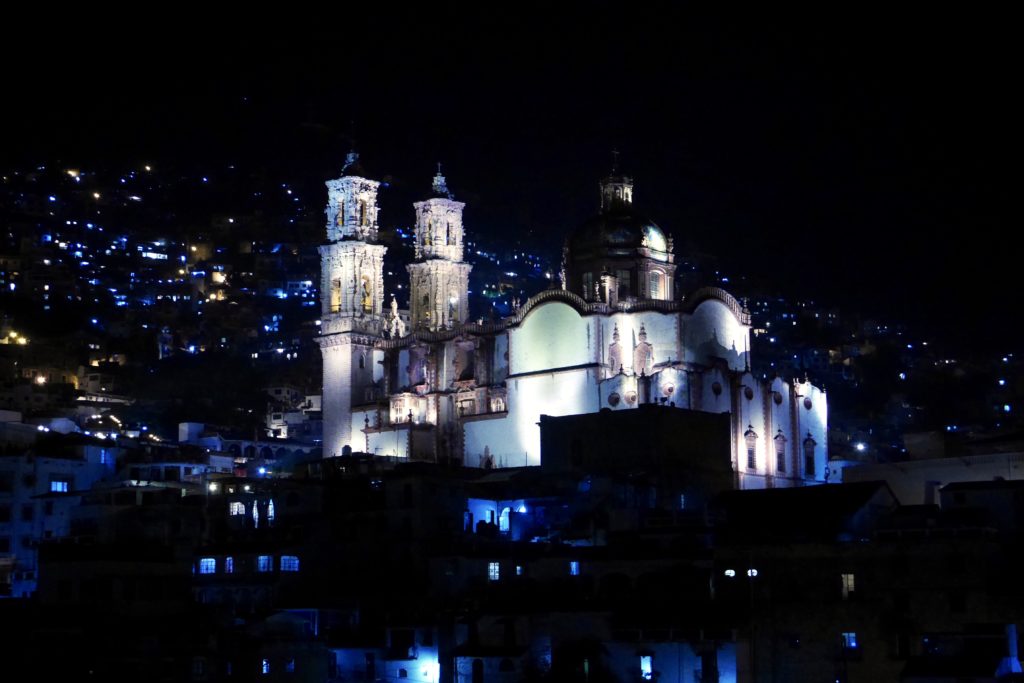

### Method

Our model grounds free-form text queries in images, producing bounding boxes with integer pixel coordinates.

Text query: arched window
[744,426,758,470]
[649,271,664,299]
[358,199,367,227]
[360,276,373,313]
[803,433,817,477]
[774,431,787,473]
[330,278,342,313]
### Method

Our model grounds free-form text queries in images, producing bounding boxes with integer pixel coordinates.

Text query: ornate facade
[318,157,828,489]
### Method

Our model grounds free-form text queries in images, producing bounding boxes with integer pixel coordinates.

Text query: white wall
[683,299,749,371]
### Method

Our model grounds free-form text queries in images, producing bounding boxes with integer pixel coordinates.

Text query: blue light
[1004,404,1012,413]
[48,195,56,202]
[258,467,267,475]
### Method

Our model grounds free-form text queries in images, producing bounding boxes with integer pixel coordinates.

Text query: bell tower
[407,167,472,330]
[317,152,387,456]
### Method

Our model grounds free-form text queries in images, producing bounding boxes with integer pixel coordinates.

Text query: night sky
[5,11,1019,350]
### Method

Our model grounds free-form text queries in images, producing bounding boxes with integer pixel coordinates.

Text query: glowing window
[261,658,270,675]
[257,555,273,572]
[50,478,70,493]
[640,655,653,680]
[498,507,511,533]
[842,632,858,649]
[225,557,234,574]
[488,562,500,581]
[649,271,663,299]
[198,558,216,574]
[516,565,523,576]
[569,561,580,576]
[280,555,300,572]
[252,502,259,528]
[229,501,245,516]
[841,573,856,600]
[267,499,275,524]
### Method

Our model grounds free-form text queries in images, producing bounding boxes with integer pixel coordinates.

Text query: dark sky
[4,11,1019,349]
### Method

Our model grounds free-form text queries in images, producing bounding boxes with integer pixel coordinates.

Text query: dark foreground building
[2,406,1024,682]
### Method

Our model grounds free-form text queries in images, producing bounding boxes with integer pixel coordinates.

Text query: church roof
[568,207,669,262]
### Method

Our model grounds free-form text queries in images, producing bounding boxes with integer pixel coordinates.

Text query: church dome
[569,208,670,263]
[563,165,677,304]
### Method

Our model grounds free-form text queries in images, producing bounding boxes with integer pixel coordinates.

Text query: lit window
[649,271,663,299]
[639,654,653,680]
[842,632,858,649]
[724,569,736,578]
[257,555,273,572]
[50,478,70,493]
[841,573,856,600]
[225,557,234,574]
[747,568,758,577]
[261,658,270,675]
[488,562,500,581]
[498,507,511,533]
[267,499,275,524]
[199,557,216,574]
[229,501,245,516]
[679,494,686,510]
[280,555,300,572]
[516,565,523,576]
[252,502,259,528]
[569,561,580,576]
[285,659,295,673]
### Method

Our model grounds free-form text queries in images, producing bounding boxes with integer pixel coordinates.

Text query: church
[317,154,828,489]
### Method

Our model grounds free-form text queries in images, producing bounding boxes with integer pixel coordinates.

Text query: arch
[682,286,749,324]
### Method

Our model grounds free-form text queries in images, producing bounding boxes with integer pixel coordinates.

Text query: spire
[431,162,453,199]
[341,149,368,178]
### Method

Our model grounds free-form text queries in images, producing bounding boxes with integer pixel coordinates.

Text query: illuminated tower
[407,167,472,330]
[317,152,387,456]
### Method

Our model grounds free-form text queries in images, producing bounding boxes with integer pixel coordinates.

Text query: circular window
[711,381,723,396]
[608,392,620,407]
[625,391,638,405]
[773,391,783,405]
[662,384,675,397]
[804,398,813,411]
[744,387,754,401]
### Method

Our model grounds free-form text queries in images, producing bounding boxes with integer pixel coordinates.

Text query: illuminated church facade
[317,154,828,489]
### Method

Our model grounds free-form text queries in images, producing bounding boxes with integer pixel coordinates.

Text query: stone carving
[608,324,623,377]
[633,324,653,375]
